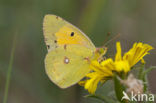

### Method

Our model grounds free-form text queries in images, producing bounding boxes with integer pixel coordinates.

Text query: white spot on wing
[64,57,70,64]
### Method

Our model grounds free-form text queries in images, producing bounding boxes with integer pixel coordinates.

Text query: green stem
[138,64,145,79]
[3,34,17,103]
[114,76,126,103]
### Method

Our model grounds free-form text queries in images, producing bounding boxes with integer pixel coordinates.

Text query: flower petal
[123,42,153,67]
[115,42,122,61]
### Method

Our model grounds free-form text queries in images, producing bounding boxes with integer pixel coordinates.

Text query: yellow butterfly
[43,14,103,88]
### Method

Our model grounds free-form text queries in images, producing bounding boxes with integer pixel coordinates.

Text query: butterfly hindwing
[45,45,93,88]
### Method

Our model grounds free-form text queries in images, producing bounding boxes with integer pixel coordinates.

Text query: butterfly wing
[43,14,96,88]
[43,14,96,52]
[45,45,93,88]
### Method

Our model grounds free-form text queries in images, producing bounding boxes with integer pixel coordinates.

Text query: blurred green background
[0,0,156,103]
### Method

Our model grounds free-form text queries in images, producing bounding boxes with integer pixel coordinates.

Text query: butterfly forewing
[43,14,96,52]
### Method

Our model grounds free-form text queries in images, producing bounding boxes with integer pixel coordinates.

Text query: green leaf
[85,94,117,103]
[78,0,107,34]
[140,66,156,92]
[3,33,18,103]
[142,66,156,77]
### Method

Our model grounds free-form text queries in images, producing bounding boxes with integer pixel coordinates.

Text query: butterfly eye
[70,32,74,36]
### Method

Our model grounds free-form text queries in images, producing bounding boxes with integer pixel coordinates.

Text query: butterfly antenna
[102,33,120,48]
[96,33,120,60]
[102,32,111,45]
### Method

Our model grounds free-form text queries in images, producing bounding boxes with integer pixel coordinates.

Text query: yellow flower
[79,42,153,94]
[115,42,130,73]
[114,42,153,73]
[79,59,115,94]
[123,42,153,67]
[114,60,130,73]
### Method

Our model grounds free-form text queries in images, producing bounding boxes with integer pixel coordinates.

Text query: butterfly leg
[95,47,107,62]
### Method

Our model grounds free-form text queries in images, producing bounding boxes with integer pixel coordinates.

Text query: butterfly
[43,14,105,88]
